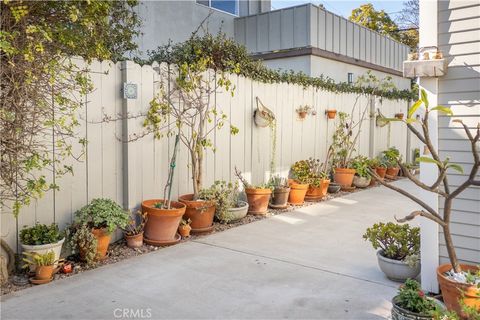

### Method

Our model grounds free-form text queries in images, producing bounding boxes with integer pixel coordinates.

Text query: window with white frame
[196,0,239,16]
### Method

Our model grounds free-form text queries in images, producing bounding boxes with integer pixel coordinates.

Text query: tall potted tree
[371,90,480,315]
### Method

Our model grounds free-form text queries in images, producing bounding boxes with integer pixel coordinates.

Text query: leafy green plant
[199,180,241,222]
[382,147,401,167]
[74,198,129,234]
[22,250,56,268]
[179,218,191,227]
[396,279,438,315]
[20,223,63,245]
[291,158,328,187]
[67,224,97,266]
[121,211,147,236]
[363,222,420,261]
[351,155,371,178]
[296,105,313,115]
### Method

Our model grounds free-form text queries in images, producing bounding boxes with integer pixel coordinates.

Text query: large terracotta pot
[386,167,400,177]
[333,168,356,187]
[375,167,387,179]
[35,265,54,281]
[288,180,309,205]
[91,228,112,260]
[437,264,480,315]
[245,188,271,215]
[142,199,186,241]
[270,187,290,209]
[178,194,215,233]
[305,179,330,201]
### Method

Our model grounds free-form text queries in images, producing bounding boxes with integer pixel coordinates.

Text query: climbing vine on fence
[142,33,416,101]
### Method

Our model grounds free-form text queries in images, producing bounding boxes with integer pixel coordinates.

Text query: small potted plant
[382,147,401,177]
[68,224,97,266]
[73,198,130,260]
[295,105,312,119]
[142,199,186,244]
[351,155,371,188]
[395,112,404,120]
[288,161,312,205]
[293,158,330,202]
[363,222,420,282]
[268,175,290,209]
[325,109,337,119]
[235,167,272,215]
[178,219,192,238]
[23,251,57,284]
[122,211,147,249]
[369,157,388,184]
[391,279,445,320]
[199,180,249,223]
[20,223,64,270]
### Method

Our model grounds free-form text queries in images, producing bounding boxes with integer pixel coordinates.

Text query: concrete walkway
[1,180,420,320]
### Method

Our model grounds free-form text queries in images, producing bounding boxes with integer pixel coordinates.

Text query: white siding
[437,0,480,265]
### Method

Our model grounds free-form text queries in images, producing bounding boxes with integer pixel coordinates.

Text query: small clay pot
[125,232,143,248]
[178,225,191,238]
[326,110,337,119]
[386,167,400,177]
[245,188,272,215]
[433,51,443,59]
[395,113,404,120]
[298,111,307,119]
[288,180,309,205]
[333,168,356,188]
[91,228,112,260]
[375,167,387,179]
[35,265,54,281]
[305,179,330,201]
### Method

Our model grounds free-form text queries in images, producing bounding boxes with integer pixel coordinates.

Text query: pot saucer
[269,203,288,209]
[144,233,181,246]
[288,202,304,206]
[191,225,214,235]
[304,195,323,202]
[341,185,356,192]
[29,277,53,285]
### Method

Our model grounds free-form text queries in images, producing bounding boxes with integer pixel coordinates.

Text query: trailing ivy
[142,33,416,101]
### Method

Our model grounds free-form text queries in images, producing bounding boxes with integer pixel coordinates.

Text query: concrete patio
[1,180,420,320]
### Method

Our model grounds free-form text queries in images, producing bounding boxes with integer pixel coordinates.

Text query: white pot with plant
[200,180,248,223]
[20,223,65,269]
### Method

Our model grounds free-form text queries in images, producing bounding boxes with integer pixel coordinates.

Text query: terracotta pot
[298,111,307,119]
[333,168,356,187]
[326,110,337,119]
[91,228,112,260]
[142,199,186,241]
[375,167,387,179]
[245,188,272,215]
[386,167,400,177]
[270,187,290,208]
[395,113,404,120]
[178,225,191,238]
[437,264,480,316]
[305,179,330,201]
[288,180,309,205]
[35,265,54,281]
[178,194,215,232]
[125,232,143,248]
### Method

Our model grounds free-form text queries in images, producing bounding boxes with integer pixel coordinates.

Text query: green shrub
[74,198,129,234]
[20,223,63,245]
[67,224,97,266]
[291,158,328,187]
[396,279,438,315]
[363,222,420,260]
[23,250,56,267]
[382,147,401,167]
[199,181,240,222]
[351,155,371,178]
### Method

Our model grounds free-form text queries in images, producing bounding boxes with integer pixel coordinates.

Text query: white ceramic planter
[21,238,65,268]
[377,251,420,282]
[220,201,249,223]
[353,176,371,188]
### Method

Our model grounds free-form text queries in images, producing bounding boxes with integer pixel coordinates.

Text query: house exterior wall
[436,0,480,266]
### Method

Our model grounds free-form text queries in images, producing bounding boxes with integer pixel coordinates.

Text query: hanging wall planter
[325,109,337,119]
[395,113,404,120]
[295,105,313,120]
[254,97,275,128]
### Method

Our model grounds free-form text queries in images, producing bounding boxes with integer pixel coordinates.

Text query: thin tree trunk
[443,224,461,273]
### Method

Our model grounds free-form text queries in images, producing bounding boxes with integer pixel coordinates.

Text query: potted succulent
[363,222,420,282]
[268,175,290,209]
[20,223,64,269]
[178,219,192,238]
[391,279,445,320]
[382,147,401,177]
[325,109,337,119]
[122,211,147,249]
[235,167,272,215]
[68,224,97,266]
[296,105,312,119]
[288,161,311,205]
[351,155,371,188]
[73,198,130,260]
[199,180,249,223]
[368,157,388,186]
[293,158,330,202]
[23,251,58,284]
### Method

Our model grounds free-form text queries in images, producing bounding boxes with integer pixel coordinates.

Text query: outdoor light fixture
[347,73,353,84]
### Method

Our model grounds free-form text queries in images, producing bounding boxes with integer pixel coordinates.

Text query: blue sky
[270,1,405,19]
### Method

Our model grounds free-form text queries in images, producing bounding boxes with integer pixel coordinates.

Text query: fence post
[406,99,412,163]
[369,95,376,158]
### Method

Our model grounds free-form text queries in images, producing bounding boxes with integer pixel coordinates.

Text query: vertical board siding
[437,1,480,265]
[1,60,413,252]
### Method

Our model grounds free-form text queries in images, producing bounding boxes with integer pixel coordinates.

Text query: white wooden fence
[1,60,417,252]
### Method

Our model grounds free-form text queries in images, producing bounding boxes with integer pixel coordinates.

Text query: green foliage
[269,175,289,189]
[20,223,63,245]
[74,198,129,234]
[291,158,328,187]
[363,222,420,260]
[396,279,438,315]
[199,181,241,222]
[330,112,355,169]
[122,211,147,236]
[68,224,97,266]
[1,0,141,217]
[351,156,371,178]
[142,33,415,101]
[382,147,401,167]
[179,218,191,227]
[23,250,56,268]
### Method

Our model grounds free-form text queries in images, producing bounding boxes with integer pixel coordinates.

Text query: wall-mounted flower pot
[91,228,112,260]
[142,199,186,243]
[298,111,307,119]
[377,250,420,282]
[245,188,271,215]
[270,187,290,209]
[395,113,404,120]
[288,180,309,205]
[437,264,480,316]
[333,168,356,187]
[386,167,400,177]
[178,225,191,238]
[353,176,371,188]
[125,232,143,249]
[305,179,330,201]
[326,110,337,119]
[179,194,215,234]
